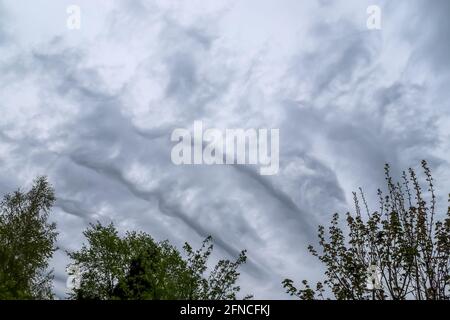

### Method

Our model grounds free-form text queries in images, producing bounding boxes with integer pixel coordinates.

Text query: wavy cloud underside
[0,0,449,298]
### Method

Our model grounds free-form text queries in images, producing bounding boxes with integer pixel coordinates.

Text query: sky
[0,0,450,299]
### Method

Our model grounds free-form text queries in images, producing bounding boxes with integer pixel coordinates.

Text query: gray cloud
[0,0,449,299]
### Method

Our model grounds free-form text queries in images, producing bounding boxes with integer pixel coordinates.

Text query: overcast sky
[1,0,450,299]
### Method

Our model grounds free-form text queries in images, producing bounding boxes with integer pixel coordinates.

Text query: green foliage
[68,223,250,300]
[184,237,251,300]
[0,177,58,299]
[284,161,450,300]
[282,279,324,300]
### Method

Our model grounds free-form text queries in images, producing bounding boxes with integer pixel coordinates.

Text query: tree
[68,222,250,300]
[183,236,250,300]
[0,177,58,299]
[283,161,450,300]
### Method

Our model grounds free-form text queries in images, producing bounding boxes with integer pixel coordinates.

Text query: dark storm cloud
[27,38,270,279]
[234,165,317,238]
[55,198,94,220]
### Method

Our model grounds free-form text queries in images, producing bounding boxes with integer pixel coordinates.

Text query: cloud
[0,0,449,299]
